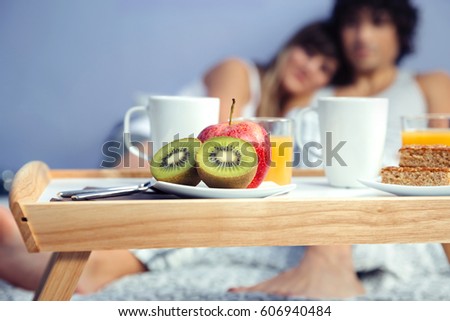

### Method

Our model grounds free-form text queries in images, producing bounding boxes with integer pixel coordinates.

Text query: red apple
[198,99,271,188]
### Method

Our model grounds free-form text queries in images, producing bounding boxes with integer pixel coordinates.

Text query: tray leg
[33,251,91,301]
[442,244,450,264]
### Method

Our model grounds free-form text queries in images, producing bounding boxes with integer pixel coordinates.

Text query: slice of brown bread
[381,166,450,186]
[399,144,450,167]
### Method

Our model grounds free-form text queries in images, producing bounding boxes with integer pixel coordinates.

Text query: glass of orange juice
[238,117,294,185]
[402,114,450,146]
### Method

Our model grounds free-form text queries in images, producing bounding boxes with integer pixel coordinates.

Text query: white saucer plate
[152,180,297,199]
[358,177,450,196]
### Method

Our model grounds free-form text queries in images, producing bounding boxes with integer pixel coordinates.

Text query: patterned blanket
[1,244,450,301]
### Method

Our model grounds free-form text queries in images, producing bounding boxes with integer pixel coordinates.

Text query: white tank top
[287,70,428,166]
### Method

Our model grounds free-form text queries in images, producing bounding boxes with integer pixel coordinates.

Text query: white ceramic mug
[297,97,388,188]
[123,95,220,160]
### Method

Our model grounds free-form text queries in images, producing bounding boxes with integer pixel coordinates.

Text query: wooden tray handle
[9,161,52,252]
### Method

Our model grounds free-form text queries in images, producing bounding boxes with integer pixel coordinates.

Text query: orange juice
[264,135,293,185]
[402,130,450,146]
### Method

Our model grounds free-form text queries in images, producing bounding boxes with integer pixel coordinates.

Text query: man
[229,0,450,298]
[331,0,450,165]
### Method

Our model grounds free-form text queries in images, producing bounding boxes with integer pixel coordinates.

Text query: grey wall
[1,0,449,172]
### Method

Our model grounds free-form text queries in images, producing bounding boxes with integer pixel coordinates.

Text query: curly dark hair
[331,0,419,63]
[330,0,419,85]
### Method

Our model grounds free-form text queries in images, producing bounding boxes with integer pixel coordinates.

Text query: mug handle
[123,105,149,161]
[294,106,322,161]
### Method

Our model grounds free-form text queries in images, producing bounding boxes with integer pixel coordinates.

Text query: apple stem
[229,98,235,126]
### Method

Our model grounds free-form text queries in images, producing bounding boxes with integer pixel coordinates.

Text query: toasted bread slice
[381,166,450,186]
[399,144,450,167]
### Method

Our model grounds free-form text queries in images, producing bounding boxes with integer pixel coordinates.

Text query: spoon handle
[58,185,140,198]
[71,186,144,200]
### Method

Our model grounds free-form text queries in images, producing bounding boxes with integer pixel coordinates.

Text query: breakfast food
[399,144,450,168]
[381,166,450,186]
[381,144,450,186]
[150,99,265,189]
[196,136,258,188]
[197,99,270,188]
[150,138,201,186]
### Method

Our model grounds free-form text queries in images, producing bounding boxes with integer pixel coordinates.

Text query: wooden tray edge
[9,161,51,252]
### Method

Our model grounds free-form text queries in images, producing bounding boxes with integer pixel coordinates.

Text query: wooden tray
[8,161,450,300]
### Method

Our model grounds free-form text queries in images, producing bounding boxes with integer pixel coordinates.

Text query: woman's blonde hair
[257,50,290,117]
[257,21,338,117]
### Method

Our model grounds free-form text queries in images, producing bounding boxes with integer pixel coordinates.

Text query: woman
[125,21,338,168]
[0,21,354,298]
[129,21,338,133]
[184,22,338,121]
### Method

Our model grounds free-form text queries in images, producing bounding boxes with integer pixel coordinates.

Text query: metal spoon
[57,181,155,201]
[71,181,156,201]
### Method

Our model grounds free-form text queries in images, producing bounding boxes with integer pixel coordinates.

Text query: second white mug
[297,97,388,188]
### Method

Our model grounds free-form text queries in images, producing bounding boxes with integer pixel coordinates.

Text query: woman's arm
[416,71,450,113]
[204,58,253,122]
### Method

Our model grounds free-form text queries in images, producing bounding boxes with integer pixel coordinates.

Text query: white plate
[358,177,450,196]
[152,180,297,199]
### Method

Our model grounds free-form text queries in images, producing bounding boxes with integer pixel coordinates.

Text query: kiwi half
[150,138,201,186]
[196,136,258,188]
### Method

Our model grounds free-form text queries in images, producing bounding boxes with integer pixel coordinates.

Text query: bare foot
[229,245,365,299]
[0,206,50,290]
